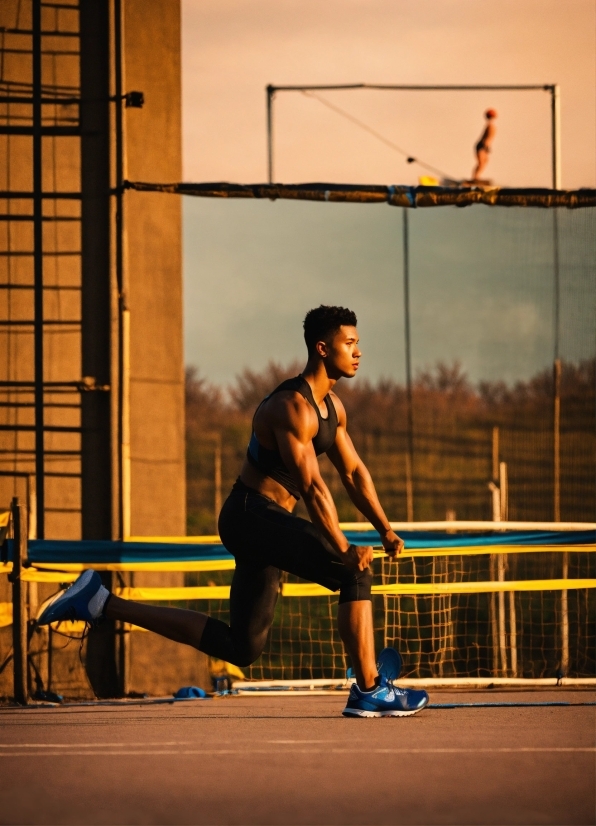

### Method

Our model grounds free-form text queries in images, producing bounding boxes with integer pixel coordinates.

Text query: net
[2,530,593,692]
[175,544,595,682]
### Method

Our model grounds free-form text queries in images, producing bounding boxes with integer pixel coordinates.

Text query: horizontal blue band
[344,530,596,548]
[2,530,594,564]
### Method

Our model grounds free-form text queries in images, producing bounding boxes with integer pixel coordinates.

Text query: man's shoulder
[261,389,314,420]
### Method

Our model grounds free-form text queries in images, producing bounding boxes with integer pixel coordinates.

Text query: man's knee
[338,565,373,604]
[228,630,269,668]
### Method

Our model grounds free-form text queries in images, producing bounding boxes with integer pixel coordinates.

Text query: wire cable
[301,90,455,181]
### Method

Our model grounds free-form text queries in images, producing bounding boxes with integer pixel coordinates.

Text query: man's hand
[381,530,404,559]
[343,544,374,572]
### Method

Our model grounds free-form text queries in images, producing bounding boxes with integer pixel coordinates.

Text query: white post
[508,591,518,677]
[499,462,508,521]
[497,555,508,676]
[561,552,570,675]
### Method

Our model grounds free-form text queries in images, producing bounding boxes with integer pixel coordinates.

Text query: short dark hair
[303,305,357,355]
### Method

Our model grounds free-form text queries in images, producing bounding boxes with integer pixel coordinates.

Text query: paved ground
[0,690,594,825]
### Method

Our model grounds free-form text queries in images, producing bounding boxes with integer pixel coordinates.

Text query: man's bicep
[271,398,321,488]
[275,427,321,489]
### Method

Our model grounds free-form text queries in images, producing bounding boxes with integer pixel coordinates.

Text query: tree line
[186,358,595,534]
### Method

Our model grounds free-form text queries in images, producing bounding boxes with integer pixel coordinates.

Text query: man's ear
[315,340,328,358]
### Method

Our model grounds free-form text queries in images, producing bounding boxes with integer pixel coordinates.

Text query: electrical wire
[301,90,455,181]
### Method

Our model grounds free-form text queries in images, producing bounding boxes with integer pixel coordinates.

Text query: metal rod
[508,591,518,677]
[10,498,28,704]
[561,552,570,675]
[214,434,222,531]
[403,209,414,522]
[553,359,561,521]
[497,555,507,676]
[32,0,45,539]
[266,85,274,184]
[551,85,561,190]
[492,426,499,483]
[114,0,131,542]
[268,83,551,92]
[489,558,499,676]
[499,462,508,522]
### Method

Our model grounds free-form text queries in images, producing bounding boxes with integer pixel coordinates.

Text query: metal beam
[32,0,45,539]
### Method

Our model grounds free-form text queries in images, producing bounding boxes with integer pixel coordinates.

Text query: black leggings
[198,479,372,667]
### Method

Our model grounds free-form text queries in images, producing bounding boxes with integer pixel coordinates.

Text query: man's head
[303,305,360,378]
[485,109,497,119]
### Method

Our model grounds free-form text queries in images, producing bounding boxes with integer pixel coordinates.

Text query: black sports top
[246,375,338,499]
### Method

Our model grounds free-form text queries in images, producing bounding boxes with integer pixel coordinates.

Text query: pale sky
[181,0,596,386]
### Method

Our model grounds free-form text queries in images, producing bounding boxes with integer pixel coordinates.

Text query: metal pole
[214,434,222,532]
[553,359,561,521]
[497,555,508,676]
[508,591,518,677]
[561,552,570,675]
[550,85,561,190]
[403,208,414,522]
[10,498,28,704]
[32,0,44,538]
[114,0,131,540]
[499,462,508,522]
[267,85,274,184]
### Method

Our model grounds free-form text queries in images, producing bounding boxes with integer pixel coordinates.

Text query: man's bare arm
[326,395,403,557]
[271,394,373,571]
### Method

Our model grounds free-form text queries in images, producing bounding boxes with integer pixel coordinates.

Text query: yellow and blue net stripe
[0,527,594,582]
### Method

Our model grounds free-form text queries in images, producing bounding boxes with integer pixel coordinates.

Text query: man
[39,305,428,717]
[471,108,497,182]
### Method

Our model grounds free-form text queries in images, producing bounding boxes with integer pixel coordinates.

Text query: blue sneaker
[37,570,109,626]
[376,647,403,681]
[342,675,429,717]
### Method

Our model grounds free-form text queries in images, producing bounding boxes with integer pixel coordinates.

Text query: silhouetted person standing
[472,109,497,182]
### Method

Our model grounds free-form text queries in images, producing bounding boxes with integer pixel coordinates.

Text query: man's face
[320,325,361,379]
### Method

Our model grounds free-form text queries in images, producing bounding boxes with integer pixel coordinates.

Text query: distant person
[38,305,429,718]
[472,108,497,182]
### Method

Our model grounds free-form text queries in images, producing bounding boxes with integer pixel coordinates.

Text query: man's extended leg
[104,562,281,667]
[338,600,377,690]
[104,596,208,649]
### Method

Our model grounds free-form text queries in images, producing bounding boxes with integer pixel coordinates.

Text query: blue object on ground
[33,689,64,703]
[173,686,208,699]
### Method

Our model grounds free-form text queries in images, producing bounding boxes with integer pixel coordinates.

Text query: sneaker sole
[342,707,425,718]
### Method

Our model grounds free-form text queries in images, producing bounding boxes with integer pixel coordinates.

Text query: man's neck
[301,360,336,403]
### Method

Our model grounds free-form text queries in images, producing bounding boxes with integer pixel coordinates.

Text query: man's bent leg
[199,563,281,667]
[338,600,377,690]
[105,596,208,649]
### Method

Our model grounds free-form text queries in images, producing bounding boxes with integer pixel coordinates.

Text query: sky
[181,0,596,387]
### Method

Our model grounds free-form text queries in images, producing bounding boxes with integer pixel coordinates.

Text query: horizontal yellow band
[116,586,231,601]
[114,578,596,601]
[373,578,596,596]
[0,561,236,577]
[1,546,592,581]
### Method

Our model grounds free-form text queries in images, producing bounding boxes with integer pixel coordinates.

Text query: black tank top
[246,375,338,499]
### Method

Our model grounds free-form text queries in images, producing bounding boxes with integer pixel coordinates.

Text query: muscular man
[471,108,497,182]
[39,305,428,717]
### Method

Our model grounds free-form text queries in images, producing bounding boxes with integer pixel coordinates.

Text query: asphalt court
[1,690,594,825]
